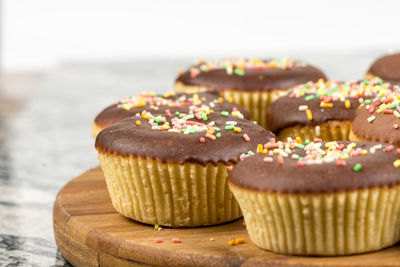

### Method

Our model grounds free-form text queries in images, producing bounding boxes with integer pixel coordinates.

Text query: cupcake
[267,79,380,142]
[175,58,327,128]
[365,53,400,84]
[229,139,400,256]
[95,111,274,227]
[92,91,250,137]
[350,82,400,146]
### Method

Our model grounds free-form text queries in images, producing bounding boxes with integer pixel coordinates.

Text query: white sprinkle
[291,154,299,159]
[315,125,320,137]
[367,115,376,123]
[225,121,237,125]
[280,151,289,157]
[298,105,308,111]
[394,111,400,118]
[263,157,273,162]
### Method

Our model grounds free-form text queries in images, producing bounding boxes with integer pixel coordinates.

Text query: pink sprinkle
[397,148,400,154]
[369,106,375,114]
[385,145,394,152]
[228,166,234,171]
[165,109,171,116]
[206,133,216,140]
[200,137,205,143]
[263,157,273,162]
[243,133,250,142]
[190,68,200,78]
[297,161,305,167]
[336,160,346,167]
[232,107,238,111]
[277,155,284,165]
[265,143,279,149]
[314,138,323,143]
[172,238,181,243]
[155,237,163,243]
[270,138,276,143]
[394,124,399,129]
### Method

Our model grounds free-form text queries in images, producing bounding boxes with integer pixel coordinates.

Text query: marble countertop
[0,53,387,266]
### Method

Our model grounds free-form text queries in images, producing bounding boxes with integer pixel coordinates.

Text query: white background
[3,0,400,71]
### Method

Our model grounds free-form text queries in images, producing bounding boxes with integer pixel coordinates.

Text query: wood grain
[53,167,400,266]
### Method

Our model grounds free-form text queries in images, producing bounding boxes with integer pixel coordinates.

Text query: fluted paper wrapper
[230,183,400,256]
[174,81,284,129]
[277,120,352,142]
[98,153,241,227]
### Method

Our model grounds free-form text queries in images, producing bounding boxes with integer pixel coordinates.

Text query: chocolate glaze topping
[367,53,400,83]
[95,113,274,166]
[267,96,360,133]
[352,107,400,144]
[176,59,327,91]
[230,141,400,193]
[94,91,250,128]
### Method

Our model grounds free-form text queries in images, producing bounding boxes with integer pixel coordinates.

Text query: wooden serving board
[53,167,400,266]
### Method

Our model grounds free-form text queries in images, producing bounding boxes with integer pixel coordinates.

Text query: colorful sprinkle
[353,163,362,172]
[243,133,250,142]
[367,116,376,123]
[172,238,181,243]
[155,237,163,243]
[136,120,141,126]
[306,109,313,121]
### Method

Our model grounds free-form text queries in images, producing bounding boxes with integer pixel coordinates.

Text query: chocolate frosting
[95,113,275,166]
[267,96,360,133]
[352,106,400,144]
[94,92,250,128]
[176,61,327,91]
[230,141,400,193]
[367,53,400,83]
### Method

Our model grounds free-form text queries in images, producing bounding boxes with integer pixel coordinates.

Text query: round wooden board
[53,167,400,267]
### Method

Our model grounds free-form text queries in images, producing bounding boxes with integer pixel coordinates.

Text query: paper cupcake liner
[91,122,103,138]
[220,90,284,129]
[349,129,400,147]
[98,153,241,227]
[277,120,352,142]
[229,183,400,256]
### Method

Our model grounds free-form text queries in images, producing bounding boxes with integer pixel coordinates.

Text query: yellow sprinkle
[209,238,215,242]
[345,99,351,109]
[361,150,368,155]
[340,154,349,160]
[347,143,356,149]
[136,102,146,108]
[295,136,302,144]
[142,113,150,119]
[257,144,263,154]
[136,120,141,126]
[394,160,400,168]
[377,108,384,114]
[228,240,235,246]
[218,97,224,103]
[306,109,313,121]
[207,130,214,135]
[235,238,245,245]
[122,103,131,110]
[234,127,242,133]
[228,97,234,103]
[263,149,268,154]
[320,102,333,108]
[325,141,337,148]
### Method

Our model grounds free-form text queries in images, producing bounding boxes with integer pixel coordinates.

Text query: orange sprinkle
[206,133,216,140]
[243,133,250,142]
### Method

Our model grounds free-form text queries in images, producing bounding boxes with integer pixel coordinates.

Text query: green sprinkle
[295,144,305,149]
[304,95,315,101]
[389,103,398,109]
[190,129,197,134]
[154,116,163,123]
[175,111,180,116]
[362,80,369,85]
[353,163,362,172]
[248,150,255,156]
[200,112,208,121]
[364,99,372,105]
[213,127,221,132]
[379,103,386,109]
[221,111,229,117]
[234,68,245,76]
[304,139,310,145]
[376,77,383,84]
[216,133,221,138]
[225,125,234,130]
